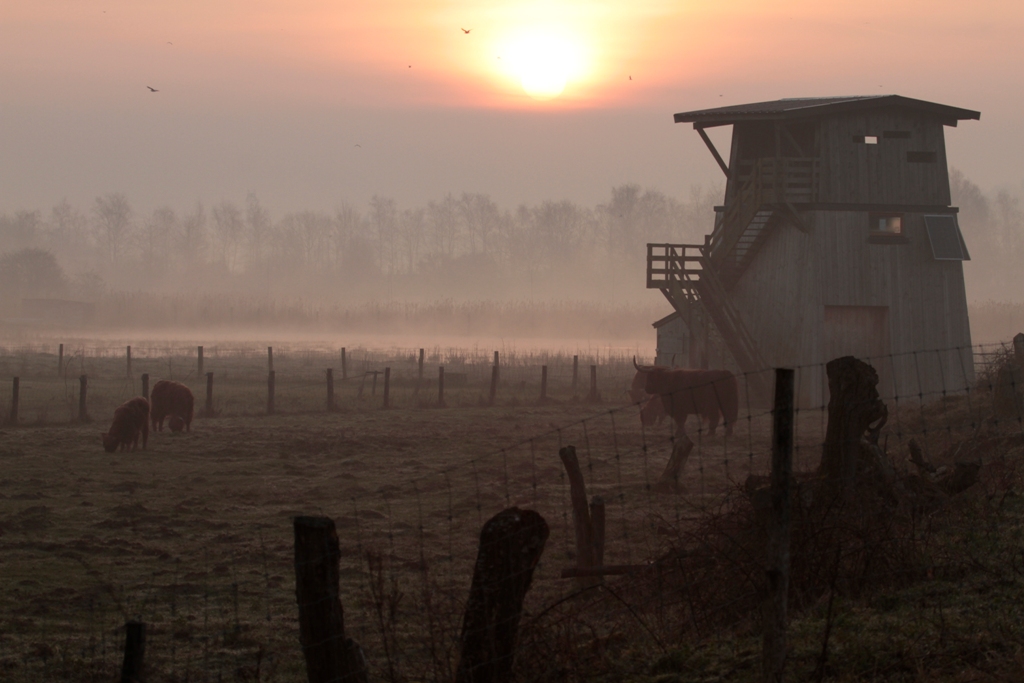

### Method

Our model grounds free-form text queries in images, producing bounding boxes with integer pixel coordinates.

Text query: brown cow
[634,360,738,437]
[102,397,150,453]
[150,380,194,432]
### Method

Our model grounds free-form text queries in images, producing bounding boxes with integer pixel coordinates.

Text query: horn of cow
[633,356,655,373]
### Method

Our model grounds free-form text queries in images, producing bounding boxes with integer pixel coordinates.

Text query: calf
[150,380,195,432]
[102,397,150,453]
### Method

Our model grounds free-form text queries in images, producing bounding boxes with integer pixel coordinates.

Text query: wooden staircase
[708,157,818,287]
[647,243,772,402]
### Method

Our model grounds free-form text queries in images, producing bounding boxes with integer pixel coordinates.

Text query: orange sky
[1,0,1022,210]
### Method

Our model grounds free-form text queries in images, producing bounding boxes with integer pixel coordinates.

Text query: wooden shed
[647,96,979,406]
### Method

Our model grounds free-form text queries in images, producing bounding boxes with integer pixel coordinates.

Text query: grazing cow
[629,364,669,426]
[168,415,186,433]
[633,360,738,437]
[150,380,194,432]
[102,397,150,453]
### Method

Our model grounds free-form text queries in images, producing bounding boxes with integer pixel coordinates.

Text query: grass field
[2,339,1024,681]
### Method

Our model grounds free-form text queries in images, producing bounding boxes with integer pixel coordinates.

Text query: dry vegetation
[1,341,1024,682]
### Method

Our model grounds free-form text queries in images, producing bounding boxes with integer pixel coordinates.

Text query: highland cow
[168,415,186,433]
[101,397,150,453]
[150,380,194,432]
[633,360,738,436]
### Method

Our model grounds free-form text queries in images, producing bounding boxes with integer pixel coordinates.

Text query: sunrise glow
[496,27,588,100]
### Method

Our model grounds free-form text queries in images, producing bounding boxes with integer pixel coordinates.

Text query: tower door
[823,306,892,400]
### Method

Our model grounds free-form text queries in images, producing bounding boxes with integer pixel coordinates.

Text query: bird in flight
[461,28,471,34]
[147,86,159,92]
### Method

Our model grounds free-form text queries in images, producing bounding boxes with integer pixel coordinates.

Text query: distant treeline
[950,170,1024,302]
[0,184,719,312]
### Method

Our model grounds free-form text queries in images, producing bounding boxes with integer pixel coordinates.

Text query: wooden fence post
[590,495,605,567]
[382,367,391,409]
[268,346,274,373]
[120,620,146,683]
[819,356,887,496]
[416,348,424,394]
[438,366,446,407]
[78,375,89,422]
[267,370,275,415]
[762,368,794,683]
[572,355,579,395]
[204,372,214,416]
[142,373,150,402]
[8,377,18,426]
[58,343,64,378]
[341,348,347,380]
[326,369,336,412]
[294,516,369,683]
[198,345,204,377]
[539,365,548,404]
[587,365,600,403]
[558,445,599,586]
[489,365,499,406]
[126,345,132,379]
[456,508,549,683]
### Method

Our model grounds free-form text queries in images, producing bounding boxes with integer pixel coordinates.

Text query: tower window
[868,213,907,244]
[907,151,937,163]
[853,135,878,144]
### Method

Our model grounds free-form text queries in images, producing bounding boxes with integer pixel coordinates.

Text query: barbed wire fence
[0,336,1023,681]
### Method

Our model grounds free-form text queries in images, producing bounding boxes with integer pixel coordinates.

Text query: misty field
[2,340,1024,681]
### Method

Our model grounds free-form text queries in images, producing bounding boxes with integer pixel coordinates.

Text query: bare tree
[245,192,271,271]
[92,193,133,265]
[212,201,245,272]
[178,202,207,268]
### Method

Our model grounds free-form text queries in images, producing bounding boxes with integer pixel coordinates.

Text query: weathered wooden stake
[762,368,794,683]
[326,369,336,411]
[126,345,132,378]
[590,495,605,567]
[438,366,446,407]
[120,620,146,683]
[58,343,64,378]
[558,445,598,586]
[141,373,150,402]
[78,375,89,422]
[653,430,695,494]
[268,346,274,372]
[198,345,204,376]
[456,508,549,683]
[267,370,276,415]
[1015,333,1024,370]
[8,377,19,425]
[382,367,391,409]
[416,348,425,394]
[572,355,579,395]
[293,516,369,683]
[489,365,499,406]
[204,372,214,416]
[539,365,548,403]
[587,364,599,403]
[341,348,347,380]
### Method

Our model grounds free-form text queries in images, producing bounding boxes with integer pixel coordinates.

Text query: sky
[2,0,1023,214]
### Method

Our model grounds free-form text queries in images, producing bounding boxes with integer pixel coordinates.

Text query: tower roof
[674,95,980,127]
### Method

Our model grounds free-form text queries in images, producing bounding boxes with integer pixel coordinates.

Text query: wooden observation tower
[648,96,980,405]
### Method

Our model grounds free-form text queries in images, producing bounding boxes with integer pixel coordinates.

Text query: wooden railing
[708,157,819,262]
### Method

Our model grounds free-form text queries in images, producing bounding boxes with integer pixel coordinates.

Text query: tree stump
[293,516,368,683]
[456,508,549,683]
[818,356,888,499]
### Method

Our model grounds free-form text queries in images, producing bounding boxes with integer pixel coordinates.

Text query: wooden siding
[725,210,972,407]
[817,111,951,205]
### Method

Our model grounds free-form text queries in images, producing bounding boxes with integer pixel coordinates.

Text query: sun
[502,28,585,100]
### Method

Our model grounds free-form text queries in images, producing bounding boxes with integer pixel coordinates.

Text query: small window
[924,215,970,260]
[868,213,907,243]
[883,130,911,139]
[853,135,879,144]
[907,151,937,163]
